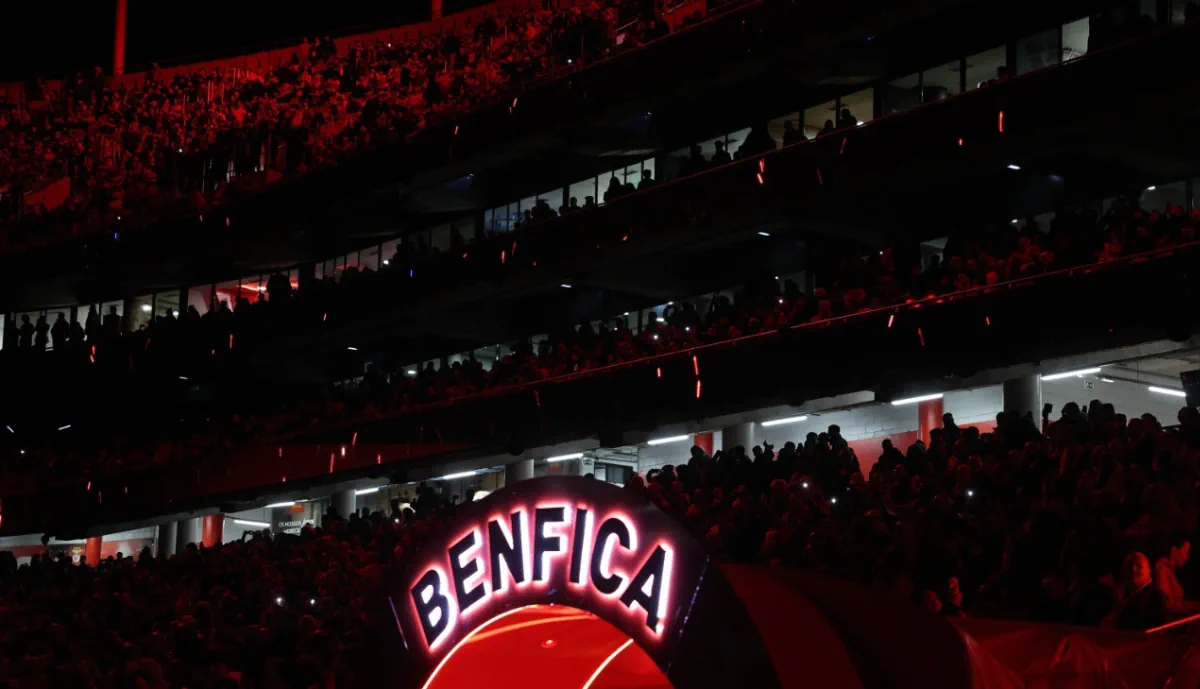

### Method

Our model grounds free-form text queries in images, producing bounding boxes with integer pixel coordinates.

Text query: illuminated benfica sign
[411,502,674,651]
[386,476,783,689]
[395,477,710,661]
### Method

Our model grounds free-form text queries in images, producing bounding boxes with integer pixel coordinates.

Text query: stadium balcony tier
[0,237,1195,536]
[0,0,1142,297]
[2,15,1198,391]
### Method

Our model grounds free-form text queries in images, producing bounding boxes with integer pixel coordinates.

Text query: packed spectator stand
[2,396,1200,689]
[0,0,677,251]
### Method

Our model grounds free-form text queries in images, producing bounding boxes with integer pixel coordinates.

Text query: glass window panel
[240,275,266,304]
[381,239,399,267]
[613,166,637,195]
[767,111,802,147]
[473,346,499,371]
[453,216,476,242]
[361,244,381,271]
[839,88,874,127]
[75,305,92,330]
[14,311,39,348]
[342,252,360,278]
[922,60,961,101]
[539,187,563,213]
[1027,212,1055,234]
[1062,17,1090,61]
[724,127,751,159]
[641,157,656,180]
[1016,29,1060,74]
[883,73,920,115]
[693,134,728,164]
[661,148,688,182]
[430,224,452,251]
[214,280,238,311]
[633,159,657,190]
[130,294,154,331]
[597,170,618,205]
[500,203,518,232]
[517,195,537,226]
[45,308,70,350]
[1169,0,1189,24]
[568,177,596,210]
[1141,181,1186,211]
[965,46,1007,89]
[1133,0,1158,25]
[155,290,180,318]
[486,205,508,232]
[101,301,123,325]
[802,100,837,139]
[640,306,663,331]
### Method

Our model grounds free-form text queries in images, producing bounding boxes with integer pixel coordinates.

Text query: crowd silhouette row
[0,195,1195,493]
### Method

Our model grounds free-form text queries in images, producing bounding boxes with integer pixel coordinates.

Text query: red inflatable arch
[381,476,989,689]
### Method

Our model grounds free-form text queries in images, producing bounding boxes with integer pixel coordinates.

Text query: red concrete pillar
[201,514,224,548]
[918,398,944,446]
[85,536,103,567]
[693,432,714,456]
[112,0,128,77]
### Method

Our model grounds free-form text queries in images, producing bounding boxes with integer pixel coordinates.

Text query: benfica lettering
[410,504,675,651]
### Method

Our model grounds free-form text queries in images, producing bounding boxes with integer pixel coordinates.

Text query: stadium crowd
[1,399,1198,689]
[7,195,1197,372]
[641,401,1200,630]
[0,0,670,248]
[0,194,1195,492]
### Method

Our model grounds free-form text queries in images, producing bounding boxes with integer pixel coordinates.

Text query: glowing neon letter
[533,507,568,581]
[448,530,487,613]
[620,545,672,633]
[569,507,592,585]
[411,569,452,647]
[488,511,527,591]
[590,517,632,595]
